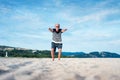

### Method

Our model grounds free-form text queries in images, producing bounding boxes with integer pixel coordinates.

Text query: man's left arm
[61,29,67,33]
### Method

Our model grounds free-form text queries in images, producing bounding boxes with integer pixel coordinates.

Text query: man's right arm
[61,29,67,33]
[48,28,53,32]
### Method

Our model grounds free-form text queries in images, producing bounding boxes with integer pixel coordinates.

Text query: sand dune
[0,58,120,80]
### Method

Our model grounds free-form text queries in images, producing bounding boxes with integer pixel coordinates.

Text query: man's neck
[56,28,59,32]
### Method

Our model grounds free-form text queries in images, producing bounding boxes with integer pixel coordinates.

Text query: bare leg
[51,48,55,61]
[58,49,62,60]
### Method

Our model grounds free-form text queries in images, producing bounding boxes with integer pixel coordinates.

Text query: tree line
[0,49,69,58]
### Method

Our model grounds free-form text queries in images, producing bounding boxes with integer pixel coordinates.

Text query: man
[49,24,67,61]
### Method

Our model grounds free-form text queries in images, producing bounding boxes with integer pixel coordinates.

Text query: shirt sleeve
[60,29,63,33]
[53,29,55,32]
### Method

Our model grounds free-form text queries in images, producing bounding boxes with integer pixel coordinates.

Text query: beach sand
[0,58,120,80]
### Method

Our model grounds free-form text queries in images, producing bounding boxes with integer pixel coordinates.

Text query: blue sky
[0,0,120,53]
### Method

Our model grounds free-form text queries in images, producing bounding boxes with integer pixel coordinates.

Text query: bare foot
[58,58,60,60]
[52,58,54,61]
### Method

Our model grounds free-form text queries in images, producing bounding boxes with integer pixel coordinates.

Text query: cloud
[56,9,119,25]
[77,10,116,23]
[109,39,120,45]
[12,9,44,24]
[1,8,49,34]
[92,0,112,9]
[15,31,51,40]
[16,33,42,39]
[105,20,120,25]
[52,0,62,7]
[0,6,10,14]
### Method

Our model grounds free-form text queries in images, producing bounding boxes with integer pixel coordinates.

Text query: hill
[62,51,120,58]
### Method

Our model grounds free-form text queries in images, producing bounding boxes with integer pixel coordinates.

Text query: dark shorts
[51,42,62,49]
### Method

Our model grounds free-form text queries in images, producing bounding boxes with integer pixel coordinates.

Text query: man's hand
[48,28,53,32]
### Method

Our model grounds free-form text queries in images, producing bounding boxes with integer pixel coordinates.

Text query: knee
[58,49,62,51]
[51,48,54,51]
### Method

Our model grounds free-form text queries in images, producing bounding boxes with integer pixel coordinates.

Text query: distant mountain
[89,51,120,58]
[62,51,120,58]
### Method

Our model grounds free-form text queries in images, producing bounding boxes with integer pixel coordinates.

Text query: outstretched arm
[48,28,53,32]
[62,29,67,33]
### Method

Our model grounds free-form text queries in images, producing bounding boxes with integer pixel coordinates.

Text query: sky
[0,0,120,53]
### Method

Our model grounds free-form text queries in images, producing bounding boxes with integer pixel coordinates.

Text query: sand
[0,58,120,80]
